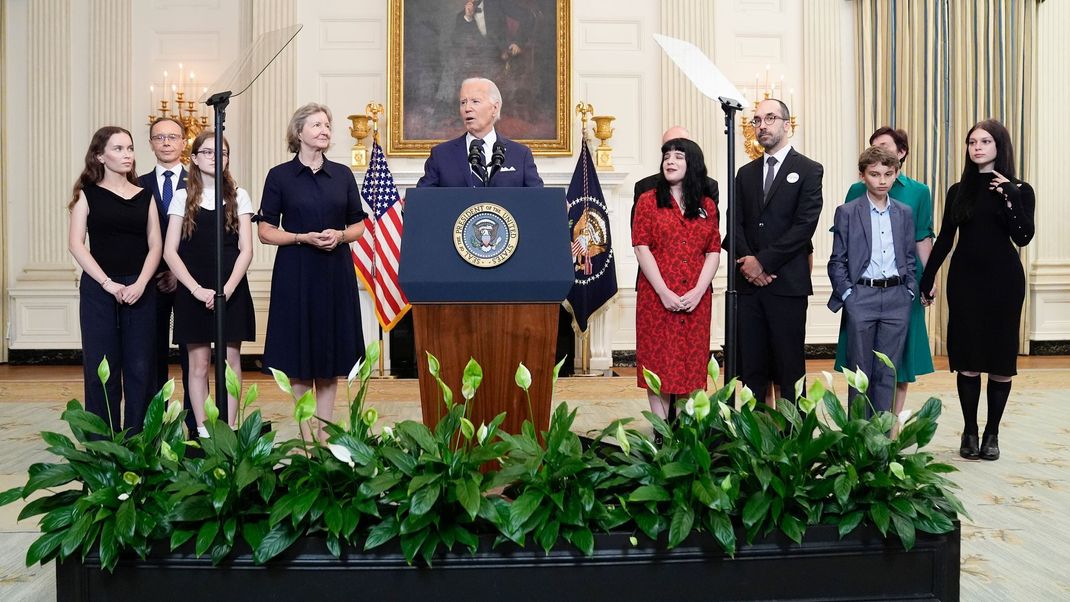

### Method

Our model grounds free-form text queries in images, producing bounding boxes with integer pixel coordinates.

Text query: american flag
[352,141,410,330]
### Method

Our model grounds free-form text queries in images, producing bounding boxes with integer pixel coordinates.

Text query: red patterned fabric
[632,191,721,393]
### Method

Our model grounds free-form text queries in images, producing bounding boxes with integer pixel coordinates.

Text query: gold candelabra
[146,64,210,164]
[348,102,385,170]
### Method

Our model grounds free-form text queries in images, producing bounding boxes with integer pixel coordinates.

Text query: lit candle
[189,72,195,98]
[778,75,784,99]
[162,70,168,97]
[149,85,155,110]
[789,88,795,111]
[178,63,184,88]
[754,73,759,102]
[171,84,177,109]
[764,65,770,91]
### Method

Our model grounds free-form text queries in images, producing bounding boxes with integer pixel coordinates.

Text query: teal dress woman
[835,173,934,382]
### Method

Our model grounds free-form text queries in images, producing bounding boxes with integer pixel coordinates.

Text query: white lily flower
[118,492,130,501]
[381,425,394,440]
[327,444,356,468]
[476,423,488,444]
[822,370,835,387]
[684,398,696,416]
[347,358,365,388]
[898,409,913,425]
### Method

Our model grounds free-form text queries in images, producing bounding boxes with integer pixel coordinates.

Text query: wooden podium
[398,187,573,435]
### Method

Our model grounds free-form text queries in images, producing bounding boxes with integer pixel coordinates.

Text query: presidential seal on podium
[453,203,520,268]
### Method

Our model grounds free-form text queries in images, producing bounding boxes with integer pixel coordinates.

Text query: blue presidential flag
[565,139,618,333]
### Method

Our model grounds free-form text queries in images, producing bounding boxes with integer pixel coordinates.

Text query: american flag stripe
[351,141,410,330]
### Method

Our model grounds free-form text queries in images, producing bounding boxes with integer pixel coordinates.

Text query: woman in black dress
[163,131,256,435]
[257,103,368,441]
[68,126,162,435]
[920,119,1035,461]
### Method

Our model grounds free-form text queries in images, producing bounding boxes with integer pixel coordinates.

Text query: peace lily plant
[1,344,965,570]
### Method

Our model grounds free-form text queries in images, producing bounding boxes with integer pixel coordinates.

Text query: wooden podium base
[412,303,558,434]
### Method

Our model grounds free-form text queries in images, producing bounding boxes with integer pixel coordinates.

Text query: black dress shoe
[959,433,980,459]
[979,433,1000,461]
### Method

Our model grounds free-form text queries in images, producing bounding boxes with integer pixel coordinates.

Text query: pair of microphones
[468,138,506,186]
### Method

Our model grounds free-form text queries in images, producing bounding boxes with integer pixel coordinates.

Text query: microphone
[468,139,487,185]
[487,141,507,183]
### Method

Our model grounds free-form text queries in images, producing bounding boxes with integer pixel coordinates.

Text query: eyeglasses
[749,115,788,128]
[195,149,229,158]
[150,134,183,143]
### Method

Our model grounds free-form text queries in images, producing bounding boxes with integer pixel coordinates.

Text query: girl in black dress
[920,119,1036,461]
[68,126,162,435]
[163,131,255,435]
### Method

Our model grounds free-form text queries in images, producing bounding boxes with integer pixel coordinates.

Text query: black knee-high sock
[984,379,1012,436]
[957,373,982,436]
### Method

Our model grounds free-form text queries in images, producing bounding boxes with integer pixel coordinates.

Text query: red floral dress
[632,190,721,393]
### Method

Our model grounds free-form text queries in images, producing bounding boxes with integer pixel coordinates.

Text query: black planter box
[57,521,959,601]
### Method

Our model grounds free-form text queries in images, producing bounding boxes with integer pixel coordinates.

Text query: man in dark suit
[139,116,192,428]
[417,77,543,188]
[728,99,823,403]
[828,146,916,414]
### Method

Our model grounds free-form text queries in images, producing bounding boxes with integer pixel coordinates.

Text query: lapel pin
[786,172,800,183]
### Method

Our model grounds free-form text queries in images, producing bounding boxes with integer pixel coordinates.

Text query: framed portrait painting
[387,0,571,156]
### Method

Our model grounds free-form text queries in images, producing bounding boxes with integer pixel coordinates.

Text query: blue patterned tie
[162,170,174,210]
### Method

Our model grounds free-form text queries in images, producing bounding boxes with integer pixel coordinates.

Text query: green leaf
[460,417,475,441]
[551,356,567,386]
[196,521,220,557]
[397,421,438,455]
[642,368,662,397]
[837,510,864,537]
[869,503,891,535]
[293,390,315,424]
[39,506,76,532]
[873,349,895,371]
[707,512,736,555]
[780,514,805,544]
[324,504,343,535]
[891,512,916,550]
[254,522,301,564]
[225,362,241,401]
[514,363,532,391]
[889,461,906,481]
[456,477,481,520]
[22,464,79,497]
[741,492,771,528]
[82,440,140,465]
[98,523,118,570]
[269,367,294,397]
[410,485,441,516]
[568,527,594,556]
[668,505,695,548]
[170,529,195,551]
[115,499,136,542]
[628,485,670,503]
[364,516,399,550]
[25,530,66,566]
[60,513,94,557]
[509,490,545,529]
[0,486,24,507]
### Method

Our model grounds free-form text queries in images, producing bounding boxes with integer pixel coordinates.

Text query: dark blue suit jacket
[416,134,543,188]
[138,166,188,233]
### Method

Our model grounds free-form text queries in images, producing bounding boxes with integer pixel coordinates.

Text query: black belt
[857,276,903,288]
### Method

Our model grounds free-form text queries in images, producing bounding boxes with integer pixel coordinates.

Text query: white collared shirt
[465,129,497,167]
[762,144,792,184]
[465,1,488,36]
[155,164,182,199]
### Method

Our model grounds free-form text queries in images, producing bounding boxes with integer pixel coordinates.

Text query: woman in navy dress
[257,103,367,441]
[163,131,256,435]
[68,126,162,435]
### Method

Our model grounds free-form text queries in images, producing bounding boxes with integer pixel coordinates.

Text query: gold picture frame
[387,0,571,156]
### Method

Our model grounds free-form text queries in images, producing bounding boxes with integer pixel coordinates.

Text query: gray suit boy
[828,195,916,414]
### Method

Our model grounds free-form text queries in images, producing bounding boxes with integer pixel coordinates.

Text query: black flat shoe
[979,434,1000,461]
[959,433,980,459]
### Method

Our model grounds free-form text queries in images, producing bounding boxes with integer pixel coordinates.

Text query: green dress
[834,174,935,382]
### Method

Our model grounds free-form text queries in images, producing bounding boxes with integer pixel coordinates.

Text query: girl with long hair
[68,126,162,434]
[162,131,255,435]
[920,119,1036,461]
[632,138,721,441]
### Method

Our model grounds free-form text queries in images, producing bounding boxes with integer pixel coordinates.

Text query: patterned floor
[1,362,1068,600]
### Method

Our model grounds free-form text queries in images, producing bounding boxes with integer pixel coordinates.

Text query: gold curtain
[855,0,1038,354]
